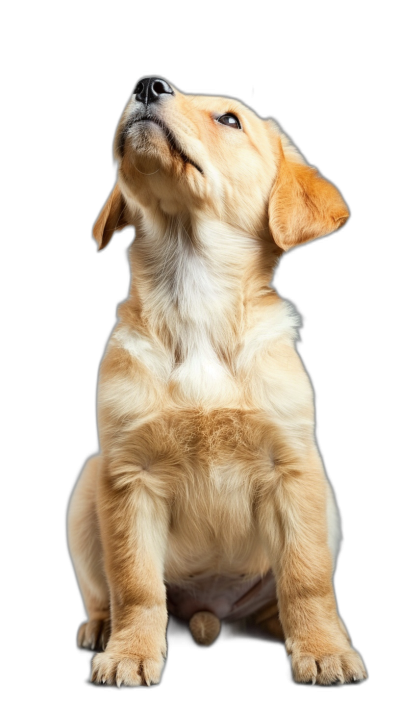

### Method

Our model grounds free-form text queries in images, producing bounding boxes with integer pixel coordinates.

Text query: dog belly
[166,570,277,621]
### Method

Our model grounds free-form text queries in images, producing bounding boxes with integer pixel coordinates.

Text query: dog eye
[217,114,241,129]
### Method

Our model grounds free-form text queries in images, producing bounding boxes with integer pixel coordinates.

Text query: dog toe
[77,618,111,651]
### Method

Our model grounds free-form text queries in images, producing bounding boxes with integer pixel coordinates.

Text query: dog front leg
[260,447,367,685]
[91,467,169,687]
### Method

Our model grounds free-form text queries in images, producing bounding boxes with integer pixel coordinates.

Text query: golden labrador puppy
[68,77,367,687]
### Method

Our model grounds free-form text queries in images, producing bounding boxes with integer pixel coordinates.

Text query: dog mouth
[119,114,203,175]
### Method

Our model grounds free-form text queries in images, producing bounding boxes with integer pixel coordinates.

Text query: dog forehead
[173,90,271,153]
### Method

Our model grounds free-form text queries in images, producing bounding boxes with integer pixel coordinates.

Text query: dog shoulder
[238,298,314,429]
[97,325,171,429]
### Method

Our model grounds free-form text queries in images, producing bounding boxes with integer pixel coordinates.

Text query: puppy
[68,77,367,686]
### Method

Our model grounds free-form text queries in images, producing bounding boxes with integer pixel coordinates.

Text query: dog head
[94,77,349,251]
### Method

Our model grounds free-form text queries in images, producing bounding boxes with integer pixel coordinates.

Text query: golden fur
[68,79,366,686]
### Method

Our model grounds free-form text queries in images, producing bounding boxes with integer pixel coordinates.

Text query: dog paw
[287,639,367,685]
[77,618,111,651]
[91,650,165,686]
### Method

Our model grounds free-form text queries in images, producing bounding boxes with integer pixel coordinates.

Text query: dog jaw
[114,89,207,216]
[114,86,277,227]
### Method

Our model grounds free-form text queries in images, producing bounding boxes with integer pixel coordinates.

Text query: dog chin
[127,120,203,179]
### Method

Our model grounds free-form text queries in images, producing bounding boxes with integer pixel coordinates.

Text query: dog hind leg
[252,601,285,641]
[68,455,110,651]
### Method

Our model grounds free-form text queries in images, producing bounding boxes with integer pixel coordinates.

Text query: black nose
[133,77,174,105]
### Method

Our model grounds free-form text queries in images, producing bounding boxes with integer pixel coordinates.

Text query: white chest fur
[112,220,300,408]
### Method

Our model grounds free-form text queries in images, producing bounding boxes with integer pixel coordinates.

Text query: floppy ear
[93,183,129,250]
[268,140,349,251]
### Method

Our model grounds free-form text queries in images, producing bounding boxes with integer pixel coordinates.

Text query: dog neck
[117,212,281,366]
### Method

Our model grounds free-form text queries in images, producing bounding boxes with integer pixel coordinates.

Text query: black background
[36,25,385,707]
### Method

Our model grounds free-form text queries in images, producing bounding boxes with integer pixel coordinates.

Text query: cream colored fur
[68,80,366,687]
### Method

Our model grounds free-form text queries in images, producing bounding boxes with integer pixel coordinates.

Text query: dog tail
[189,611,221,646]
